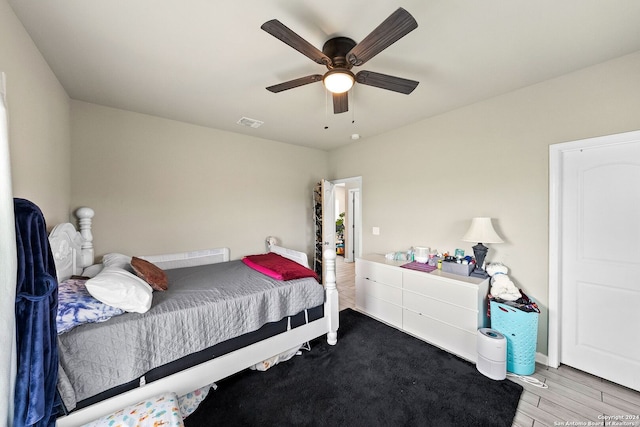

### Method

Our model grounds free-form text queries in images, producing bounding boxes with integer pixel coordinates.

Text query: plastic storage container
[489,301,538,375]
[441,260,473,276]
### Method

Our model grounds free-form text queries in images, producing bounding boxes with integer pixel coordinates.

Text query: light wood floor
[334,256,640,427]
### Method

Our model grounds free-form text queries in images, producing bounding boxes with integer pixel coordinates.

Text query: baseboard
[535,352,549,366]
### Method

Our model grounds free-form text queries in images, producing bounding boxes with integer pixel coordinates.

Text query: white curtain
[0,71,17,427]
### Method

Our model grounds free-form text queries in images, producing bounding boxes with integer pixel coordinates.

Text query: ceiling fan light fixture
[323,69,355,94]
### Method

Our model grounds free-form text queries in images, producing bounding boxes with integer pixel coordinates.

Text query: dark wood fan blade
[266,75,323,93]
[333,92,349,114]
[355,70,418,94]
[347,8,418,67]
[261,20,332,66]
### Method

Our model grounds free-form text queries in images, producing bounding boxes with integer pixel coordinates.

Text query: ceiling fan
[261,7,419,114]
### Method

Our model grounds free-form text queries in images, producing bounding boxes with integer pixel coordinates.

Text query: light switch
[372,227,380,235]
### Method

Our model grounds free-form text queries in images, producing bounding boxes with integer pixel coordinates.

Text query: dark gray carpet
[185,309,523,427]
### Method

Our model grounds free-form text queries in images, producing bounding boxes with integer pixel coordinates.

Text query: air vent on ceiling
[237,117,264,128]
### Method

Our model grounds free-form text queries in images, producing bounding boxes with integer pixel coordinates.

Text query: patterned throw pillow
[56,278,125,334]
[81,392,184,426]
[178,383,216,418]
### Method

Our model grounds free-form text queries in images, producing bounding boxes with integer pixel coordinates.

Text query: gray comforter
[57,260,325,410]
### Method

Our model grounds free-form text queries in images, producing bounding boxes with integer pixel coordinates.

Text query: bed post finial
[323,249,339,345]
[75,207,94,268]
[265,236,278,252]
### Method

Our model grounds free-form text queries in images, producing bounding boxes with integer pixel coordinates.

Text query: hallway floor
[335,255,355,311]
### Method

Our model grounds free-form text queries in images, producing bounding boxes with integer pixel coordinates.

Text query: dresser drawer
[356,259,402,287]
[402,290,478,333]
[403,309,477,362]
[356,277,402,306]
[403,271,477,308]
[356,284,403,328]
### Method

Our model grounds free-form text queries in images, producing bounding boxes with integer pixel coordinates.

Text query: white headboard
[49,207,95,281]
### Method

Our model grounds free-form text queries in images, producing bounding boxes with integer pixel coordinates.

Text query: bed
[49,207,339,426]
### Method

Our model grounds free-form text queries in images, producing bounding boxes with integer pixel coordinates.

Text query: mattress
[57,260,325,411]
[73,305,324,411]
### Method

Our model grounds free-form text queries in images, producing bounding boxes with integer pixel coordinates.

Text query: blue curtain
[13,198,58,427]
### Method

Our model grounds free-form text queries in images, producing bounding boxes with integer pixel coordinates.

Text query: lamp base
[471,243,490,279]
[470,268,489,279]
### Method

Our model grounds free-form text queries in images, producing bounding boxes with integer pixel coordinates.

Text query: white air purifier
[476,328,507,380]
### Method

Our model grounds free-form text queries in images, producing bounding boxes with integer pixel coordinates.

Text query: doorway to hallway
[331,176,362,264]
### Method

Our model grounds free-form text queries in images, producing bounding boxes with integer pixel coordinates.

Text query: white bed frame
[50,207,339,426]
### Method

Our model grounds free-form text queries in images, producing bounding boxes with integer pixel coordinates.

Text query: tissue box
[441,260,473,276]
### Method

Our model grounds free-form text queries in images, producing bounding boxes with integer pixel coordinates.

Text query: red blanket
[242,253,319,281]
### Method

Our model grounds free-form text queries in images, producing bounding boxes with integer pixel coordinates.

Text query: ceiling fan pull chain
[324,89,329,130]
[351,87,356,124]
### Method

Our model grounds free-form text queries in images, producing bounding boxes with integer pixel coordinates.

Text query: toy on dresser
[486,263,520,301]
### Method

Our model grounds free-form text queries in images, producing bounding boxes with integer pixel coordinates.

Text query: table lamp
[462,217,503,278]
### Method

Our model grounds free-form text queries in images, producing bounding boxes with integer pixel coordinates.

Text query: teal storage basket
[490,301,538,375]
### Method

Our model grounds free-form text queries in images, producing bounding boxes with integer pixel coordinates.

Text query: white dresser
[355,254,490,362]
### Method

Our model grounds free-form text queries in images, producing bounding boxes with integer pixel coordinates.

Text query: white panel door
[561,139,640,391]
[321,179,335,286]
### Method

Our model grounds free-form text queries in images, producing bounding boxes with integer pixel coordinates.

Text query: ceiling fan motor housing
[322,37,357,69]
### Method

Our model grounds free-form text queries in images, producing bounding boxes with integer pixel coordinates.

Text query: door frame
[345,188,360,263]
[331,176,362,262]
[548,129,640,368]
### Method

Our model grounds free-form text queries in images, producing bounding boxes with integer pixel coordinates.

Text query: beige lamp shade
[462,218,504,244]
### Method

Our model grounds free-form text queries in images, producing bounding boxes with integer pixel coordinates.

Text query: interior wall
[71,101,329,260]
[1,1,71,423]
[335,184,346,218]
[1,0,71,225]
[328,51,640,357]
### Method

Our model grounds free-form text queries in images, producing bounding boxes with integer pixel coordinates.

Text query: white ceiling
[9,0,640,151]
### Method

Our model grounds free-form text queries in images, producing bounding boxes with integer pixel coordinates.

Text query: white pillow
[102,253,133,271]
[81,263,103,278]
[85,266,153,313]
